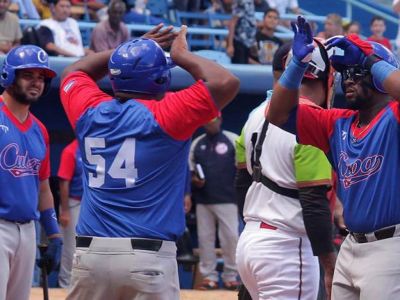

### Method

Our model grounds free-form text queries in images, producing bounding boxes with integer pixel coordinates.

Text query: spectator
[70,0,106,21]
[57,139,83,289]
[190,117,240,291]
[90,0,129,52]
[367,16,392,51]
[249,8,283,64]
[122,0,165,25]
[0,0,22,55]
[317,13,343,40]
[265,0,299,16]
[39,0,92,57]
[33,0,51,19]
[343,20,361,36]
[254,0,269,13]
[173,0,202,12]
[227,0,257,64]
[13,0,40,19]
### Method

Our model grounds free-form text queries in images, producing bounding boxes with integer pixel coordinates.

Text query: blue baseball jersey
[285,101,400,233]
[58,139,83,199]
[61,71,219,240]
[0,99,50,222]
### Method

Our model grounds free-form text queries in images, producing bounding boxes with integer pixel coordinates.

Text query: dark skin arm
[169,25,240,109]
[62,24,240,109]
[61,24,176,82]
[267,86,300,126]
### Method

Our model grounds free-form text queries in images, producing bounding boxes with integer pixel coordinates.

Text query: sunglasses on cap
[341,67,370,82]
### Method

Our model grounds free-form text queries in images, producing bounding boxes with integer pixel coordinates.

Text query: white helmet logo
[37,50,47,63]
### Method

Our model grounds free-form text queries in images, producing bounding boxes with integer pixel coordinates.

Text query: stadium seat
[194,49,231,64]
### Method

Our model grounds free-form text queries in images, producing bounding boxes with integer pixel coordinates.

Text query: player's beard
[8,81,43,105]
[345,80,373,110]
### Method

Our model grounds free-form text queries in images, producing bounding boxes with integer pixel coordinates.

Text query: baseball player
[268,16,400,299]
[0,45,62,300]
[236,39,337,300]
[59,24,239,300]
[57,139,82,288]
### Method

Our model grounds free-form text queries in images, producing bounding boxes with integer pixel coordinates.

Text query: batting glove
[36,237,63,273]
[291,16,315,63]
[325,34,374,70]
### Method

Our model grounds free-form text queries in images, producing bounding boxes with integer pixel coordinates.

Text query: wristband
[371,60,397,88]
[278,57,308,90]
[39,208,60,236]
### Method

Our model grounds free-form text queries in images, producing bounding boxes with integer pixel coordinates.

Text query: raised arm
[267,16,315,126]
[169,26,240,109]
[61,24,176,82]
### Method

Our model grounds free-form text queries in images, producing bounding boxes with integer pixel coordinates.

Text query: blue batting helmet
[108,38,175,96]
[0,45,56,89]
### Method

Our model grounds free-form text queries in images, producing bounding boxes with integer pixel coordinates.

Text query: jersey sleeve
[57,143,77,181]
[294,144,332,188]
[140,80,219,140]
[235,127,246,167]
[289,105,354,153]
[60,71,113,129]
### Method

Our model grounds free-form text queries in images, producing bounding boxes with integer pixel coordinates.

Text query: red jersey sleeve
[296,105,355,153]
[60,71,113,129]
[57,141,78,181]
[139,80,220,140]
[32,116,51,181]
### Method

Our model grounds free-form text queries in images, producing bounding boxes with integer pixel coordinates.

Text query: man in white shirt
[40,0,92,57]
[266,0,300,17]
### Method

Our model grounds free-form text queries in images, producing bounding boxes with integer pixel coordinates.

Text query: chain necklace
[351,120,371,143]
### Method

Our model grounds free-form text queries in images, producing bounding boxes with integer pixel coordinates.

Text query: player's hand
[325,35,372,70]
[59,208,71,228]
[142,23,177,49]
[192,174,205,188]
[291,16,314,63]
[170,25,189,62]
[36,237,63,273]
[226,44,234,58]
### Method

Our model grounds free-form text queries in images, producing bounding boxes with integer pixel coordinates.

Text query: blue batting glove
[325,35,366,70]
[36,237,63,273]
[291,16,314,63]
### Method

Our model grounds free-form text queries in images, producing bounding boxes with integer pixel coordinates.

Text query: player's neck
[357,98,389,126]
[1,92,30,123]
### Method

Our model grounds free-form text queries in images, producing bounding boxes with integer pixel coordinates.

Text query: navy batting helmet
[108,38,175,96]
[0,45,56,89]
[331,40,399,94]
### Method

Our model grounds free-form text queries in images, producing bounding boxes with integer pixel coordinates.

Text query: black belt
[2,218,31,225]
[76,236,163,251]
[350,226,396,243]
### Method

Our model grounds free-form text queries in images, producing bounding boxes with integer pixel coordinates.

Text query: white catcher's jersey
[243,100,331,234]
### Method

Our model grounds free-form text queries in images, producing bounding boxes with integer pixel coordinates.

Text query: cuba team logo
[338,151,383,188]
[0,143,41,177]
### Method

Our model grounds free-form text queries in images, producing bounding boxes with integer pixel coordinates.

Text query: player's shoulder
[222,130,239,145]
[30,113,49,138]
